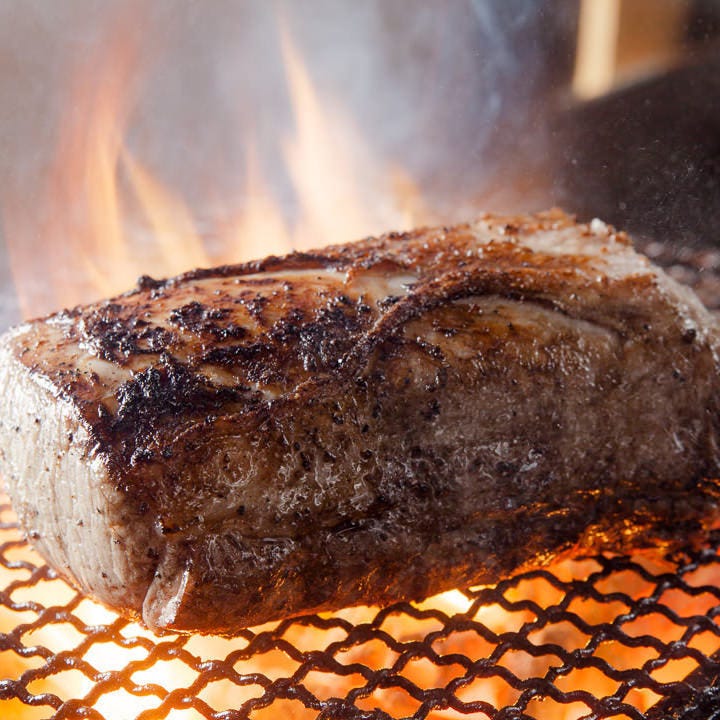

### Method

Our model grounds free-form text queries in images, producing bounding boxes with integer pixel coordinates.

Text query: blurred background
[1,0,720,330]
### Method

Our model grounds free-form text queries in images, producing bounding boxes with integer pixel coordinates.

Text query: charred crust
[11,209,696,519]
[377,295,401,310]
[169,301,245,341]
[169,301,230,327]
[136,275,163,291]
[199,298,368,381]
[96,355,262,470]
[114,356,237,423]
[682,326,698,343]
[79,304,177,362]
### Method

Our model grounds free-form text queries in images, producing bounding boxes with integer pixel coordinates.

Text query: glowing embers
[1,490,720,719]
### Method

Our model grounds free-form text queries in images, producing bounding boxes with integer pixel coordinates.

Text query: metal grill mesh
[2,493,720,720]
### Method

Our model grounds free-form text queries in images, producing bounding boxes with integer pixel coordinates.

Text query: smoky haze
[0,0,577,322]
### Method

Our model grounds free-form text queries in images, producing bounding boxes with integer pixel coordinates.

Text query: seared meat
[1,209,719,634]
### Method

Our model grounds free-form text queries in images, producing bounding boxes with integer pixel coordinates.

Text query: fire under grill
[2,488,720,720]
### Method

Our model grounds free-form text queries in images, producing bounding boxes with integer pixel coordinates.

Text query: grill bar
[643,646,720,720]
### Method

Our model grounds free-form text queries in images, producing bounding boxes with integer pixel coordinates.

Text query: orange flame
[2,16,427,320]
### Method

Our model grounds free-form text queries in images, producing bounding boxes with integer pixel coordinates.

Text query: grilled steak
[1,209,719,634]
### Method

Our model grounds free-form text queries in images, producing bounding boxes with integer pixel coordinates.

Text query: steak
[1,209,719,635]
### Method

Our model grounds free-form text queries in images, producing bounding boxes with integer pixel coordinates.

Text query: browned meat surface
[1,209,719,635]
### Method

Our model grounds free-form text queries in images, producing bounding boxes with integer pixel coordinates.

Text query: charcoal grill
[2,487,720,720]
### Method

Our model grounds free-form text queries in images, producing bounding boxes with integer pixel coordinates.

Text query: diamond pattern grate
[2,494,720,720]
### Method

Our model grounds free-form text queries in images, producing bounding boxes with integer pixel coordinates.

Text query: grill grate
[1,494,720,720]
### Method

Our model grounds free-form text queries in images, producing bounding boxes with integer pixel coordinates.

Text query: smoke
[0,0,578,320]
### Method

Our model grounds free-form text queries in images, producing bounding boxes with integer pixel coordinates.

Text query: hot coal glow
[3,492,720,719]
